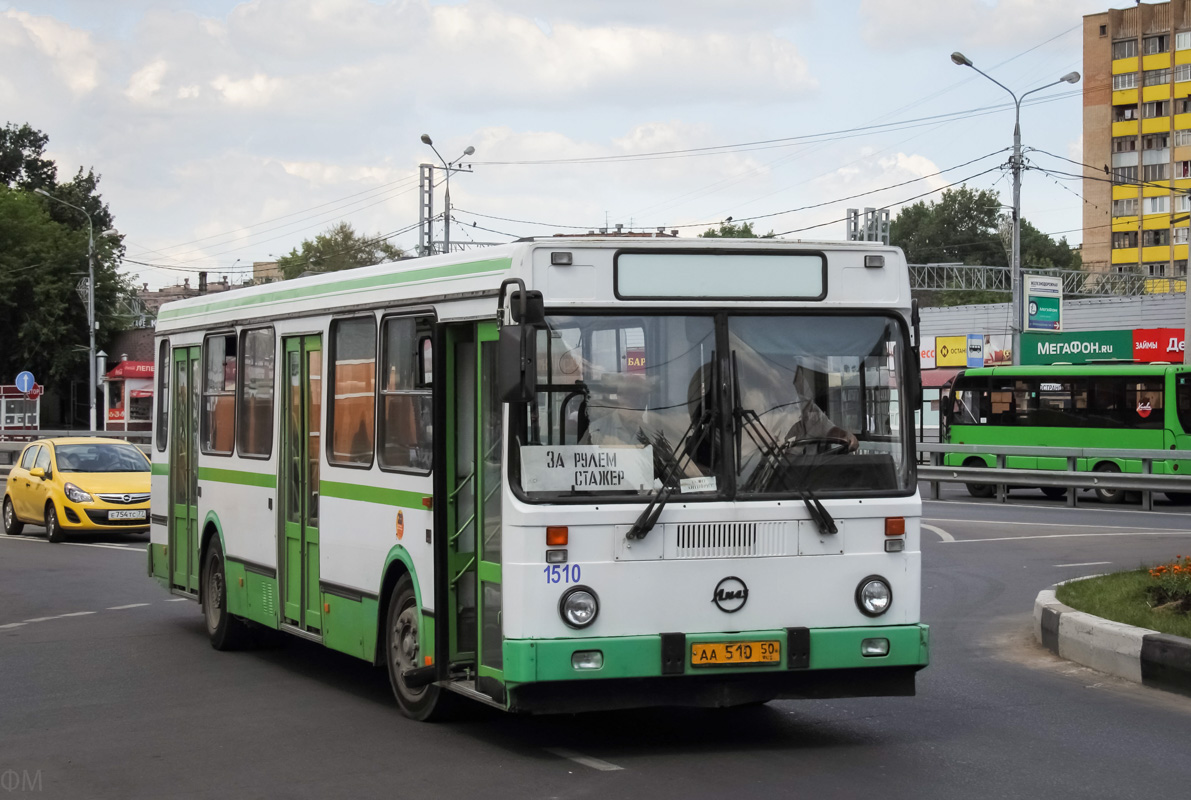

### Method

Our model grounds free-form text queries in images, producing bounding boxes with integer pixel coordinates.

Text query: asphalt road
[3,492,1191,799]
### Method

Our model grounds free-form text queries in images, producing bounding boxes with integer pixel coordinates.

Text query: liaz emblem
[712,576,748,613]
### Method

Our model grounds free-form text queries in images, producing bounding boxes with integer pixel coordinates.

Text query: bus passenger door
[280,335,323,634]
[445,322,504,697]
[169,346,200,594]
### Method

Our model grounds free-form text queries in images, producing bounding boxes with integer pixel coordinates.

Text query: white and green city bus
[149,237,928,719]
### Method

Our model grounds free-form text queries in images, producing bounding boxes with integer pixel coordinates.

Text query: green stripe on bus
[151,463,169,476]
[320,480,429,509]
[503,624,930,683]
[197,467,276,488]
[157,258,512,321]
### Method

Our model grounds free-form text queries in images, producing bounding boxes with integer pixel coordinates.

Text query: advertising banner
[936,335,968,367]
[1021,330,1132,365]
[919,336,936,369]
[983,333,1012,366]
[966,334,984,368]
[1132,328,1185,362]
[1024,274,1063,332]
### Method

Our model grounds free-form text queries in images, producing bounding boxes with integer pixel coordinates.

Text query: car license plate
[690,640,781,668]
[108,509,146,521]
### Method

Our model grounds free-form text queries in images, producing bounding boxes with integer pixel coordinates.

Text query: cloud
[857,0,1104,51]
[2,9,103,95]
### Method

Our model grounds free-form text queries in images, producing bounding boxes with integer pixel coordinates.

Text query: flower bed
[1055,558,1191,640]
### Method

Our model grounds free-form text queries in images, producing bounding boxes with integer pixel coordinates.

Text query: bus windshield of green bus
[513,313,911,500]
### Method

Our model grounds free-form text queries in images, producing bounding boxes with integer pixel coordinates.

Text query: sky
[1,0,1110,288]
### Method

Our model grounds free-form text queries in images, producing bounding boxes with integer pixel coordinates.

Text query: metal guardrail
[918,442,1191,511]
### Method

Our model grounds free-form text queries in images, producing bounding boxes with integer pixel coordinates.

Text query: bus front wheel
[1093,463,1125,504]
[386,574,450,721]
[964,459,994,498]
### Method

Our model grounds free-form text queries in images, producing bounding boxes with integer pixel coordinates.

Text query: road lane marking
[106,603,150,610]
[922,524,954,543]
[63,542,147,552]
[952,531,1191,544]
[55,611,97,618]
[545,748,624,772]
[926,517,1178,532]
[165,598,188,602]
[0,536,44,543]
[923,498,1191,518]
[0,623,26,629]
[22,617,57,623]
[1053,562,1112,567]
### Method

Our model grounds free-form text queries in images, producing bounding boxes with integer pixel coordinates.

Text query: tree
[1,121,129,426]
[277,222,404,280]
[0,122,56,190]
[699,220,774,238]
[891,184,1080,307]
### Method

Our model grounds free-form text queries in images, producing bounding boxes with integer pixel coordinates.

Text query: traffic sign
[28,384,43,400]
[15,371,35,393]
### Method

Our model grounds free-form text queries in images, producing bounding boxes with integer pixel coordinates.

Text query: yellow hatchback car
[3,437,151,542]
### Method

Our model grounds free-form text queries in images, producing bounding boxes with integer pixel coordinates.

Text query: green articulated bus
[943,364,1191,504]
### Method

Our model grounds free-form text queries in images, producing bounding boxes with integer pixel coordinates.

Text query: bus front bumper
[502,624,929,714]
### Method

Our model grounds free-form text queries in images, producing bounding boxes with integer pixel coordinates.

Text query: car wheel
[963,458,994,499]
[45,504,64,543]
[1165,491,1191,505]
[3,498,23,536]
[1093,462,1125,504]
[203,538,250,651]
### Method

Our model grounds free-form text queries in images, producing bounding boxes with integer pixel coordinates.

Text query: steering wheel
[778,436,853,457]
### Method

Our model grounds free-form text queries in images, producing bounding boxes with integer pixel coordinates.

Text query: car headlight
[855,576,892,617]
[558,586,599,629]
[63,483,93,504]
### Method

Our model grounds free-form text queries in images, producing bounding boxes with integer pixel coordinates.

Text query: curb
[1034,587,1191,697]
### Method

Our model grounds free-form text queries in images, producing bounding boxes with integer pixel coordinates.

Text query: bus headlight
[559,586,599,629]
[855,576,892,617]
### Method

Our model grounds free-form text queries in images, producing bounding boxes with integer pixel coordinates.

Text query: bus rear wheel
[1093,463,1125,504]
[386,574,449,721]
[1166,492,1191,505]
[1040,487,1066,500]
[964,459,994,498]
[202,538,250,650]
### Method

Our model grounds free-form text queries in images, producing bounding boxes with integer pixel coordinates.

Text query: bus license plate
[109,510,146,520]
[690,640,781,668]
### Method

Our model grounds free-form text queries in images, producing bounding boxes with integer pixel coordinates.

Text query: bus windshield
[513,313,911,501]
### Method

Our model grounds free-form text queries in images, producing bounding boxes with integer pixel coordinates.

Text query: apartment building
[1085,0,1191,292]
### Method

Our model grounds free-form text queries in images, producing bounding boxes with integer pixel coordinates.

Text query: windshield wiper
[625,405,715,541]
[800,489,837,535]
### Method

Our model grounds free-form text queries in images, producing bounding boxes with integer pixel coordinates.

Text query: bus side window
[329,316,377,467]
[378,316,433,472]
[1178,375,1191,433]
[202,333,237,455]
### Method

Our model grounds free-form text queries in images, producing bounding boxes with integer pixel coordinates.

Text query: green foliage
[699,221,774,238]
[277,222,404,280]
[0,122,55,190]
[1,122,130,416]
[893,184,1080,307]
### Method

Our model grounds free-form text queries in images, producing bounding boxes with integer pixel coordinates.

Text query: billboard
[936,335,968,368]
[919,337,936,369]
[1021,330,1132,365]
[1024,274,1063,332]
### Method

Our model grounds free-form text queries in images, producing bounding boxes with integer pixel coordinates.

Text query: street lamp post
[34,188,116,431]
[950,52,1080,365]
[420,134,475,254]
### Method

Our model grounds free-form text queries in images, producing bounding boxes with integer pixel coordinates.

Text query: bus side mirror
[498,324,538,403]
